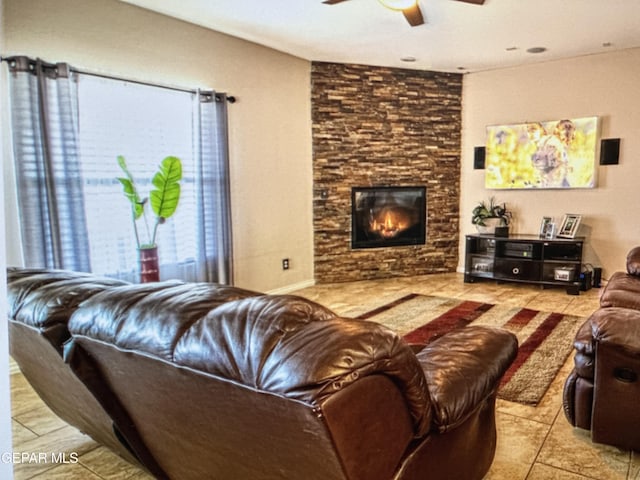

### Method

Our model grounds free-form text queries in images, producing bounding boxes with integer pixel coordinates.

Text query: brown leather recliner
[6,268,143,466]
[563,246,640,451]
[65,280,517,480]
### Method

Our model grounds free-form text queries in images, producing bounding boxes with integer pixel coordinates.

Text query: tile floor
[8,273,639,479]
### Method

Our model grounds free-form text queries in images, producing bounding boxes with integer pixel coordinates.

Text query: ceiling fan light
[378,0,417,11]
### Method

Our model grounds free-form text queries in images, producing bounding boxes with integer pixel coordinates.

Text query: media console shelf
[464,234,585,295]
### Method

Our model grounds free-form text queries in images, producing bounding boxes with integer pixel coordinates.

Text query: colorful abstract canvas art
[485,116,598,189]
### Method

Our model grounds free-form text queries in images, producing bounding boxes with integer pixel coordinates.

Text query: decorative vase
[475,217,504,235]
[139,246,160,283]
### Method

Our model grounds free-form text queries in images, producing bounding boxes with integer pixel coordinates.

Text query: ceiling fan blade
[402,4,425,26]
[322,0,350,4]
[453,0,485,4]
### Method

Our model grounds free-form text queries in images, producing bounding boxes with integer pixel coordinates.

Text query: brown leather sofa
[9,267,518,479]
[563,246,640,451]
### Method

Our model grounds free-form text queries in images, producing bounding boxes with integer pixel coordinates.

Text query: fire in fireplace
[351,186,426,249]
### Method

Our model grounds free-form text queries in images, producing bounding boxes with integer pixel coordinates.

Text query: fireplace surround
[352,186,426,249]
[312,62,461,283]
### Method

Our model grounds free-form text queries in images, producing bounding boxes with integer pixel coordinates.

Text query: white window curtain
[8,57,90,271]
[6,56,233,284]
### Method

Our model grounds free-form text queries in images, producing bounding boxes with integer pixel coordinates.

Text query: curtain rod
[1,55,236,103]
[72,67,236,103]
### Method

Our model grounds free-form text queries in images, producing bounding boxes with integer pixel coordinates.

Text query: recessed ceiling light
[602,42,613,47]
[401,56,417,62]
[506,46,518,51]
[457,67,467,71]
[526,47,547,54]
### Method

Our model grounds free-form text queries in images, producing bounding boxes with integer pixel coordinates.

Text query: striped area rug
[356,294,585,406]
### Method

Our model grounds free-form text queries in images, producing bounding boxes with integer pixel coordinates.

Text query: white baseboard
[267,279,316,295]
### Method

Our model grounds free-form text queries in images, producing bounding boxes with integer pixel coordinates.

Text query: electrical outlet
[282,258,290,270]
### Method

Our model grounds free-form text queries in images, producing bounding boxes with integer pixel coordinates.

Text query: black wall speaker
[600,138,620,165]
[473,146,486,170]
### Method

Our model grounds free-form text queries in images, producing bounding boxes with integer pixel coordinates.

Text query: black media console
[464,234,585,295]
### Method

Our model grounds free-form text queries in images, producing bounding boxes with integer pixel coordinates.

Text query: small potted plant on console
[472,197,512,236]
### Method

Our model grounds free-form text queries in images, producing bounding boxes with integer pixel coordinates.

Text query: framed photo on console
[539,217,552,238]
[557,214,582,238]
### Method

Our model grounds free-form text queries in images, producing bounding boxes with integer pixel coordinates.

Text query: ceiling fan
[322,0,486,27]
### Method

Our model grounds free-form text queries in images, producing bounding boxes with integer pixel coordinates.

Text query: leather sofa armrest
[590,307,640,355]
[571,319,595,379]
[415,326,517,433]
[573,318,594,355]
[628,247,640,276]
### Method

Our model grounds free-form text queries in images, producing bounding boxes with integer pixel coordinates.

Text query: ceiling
[119,0,640,73]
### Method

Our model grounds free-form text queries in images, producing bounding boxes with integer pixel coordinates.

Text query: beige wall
[460,48,640,280]
[1,0,17,474]
[5,0,640,289]
[2,0,314,293]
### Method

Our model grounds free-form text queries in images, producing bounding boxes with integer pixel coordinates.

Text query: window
[77,76,199,280]
[7,56,233,284]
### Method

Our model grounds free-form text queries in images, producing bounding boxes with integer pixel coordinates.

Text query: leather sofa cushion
[600,272,640,310]
[68,281,261,359]
[7,267,128,329]
[7,267,128,353]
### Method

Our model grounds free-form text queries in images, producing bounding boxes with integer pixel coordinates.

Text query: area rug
[356,294,585,406]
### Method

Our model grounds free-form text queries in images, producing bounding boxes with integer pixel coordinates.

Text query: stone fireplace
[351,186,426,249]
[312,62,462,283]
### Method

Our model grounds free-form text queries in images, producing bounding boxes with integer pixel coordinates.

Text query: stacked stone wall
[312,62,462,283]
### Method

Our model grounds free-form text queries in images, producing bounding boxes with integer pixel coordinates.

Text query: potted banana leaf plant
[117,155,182,282]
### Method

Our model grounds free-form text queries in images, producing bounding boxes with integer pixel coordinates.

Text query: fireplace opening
[351,186,426,249]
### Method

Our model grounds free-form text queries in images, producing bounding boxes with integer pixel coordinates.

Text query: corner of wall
[0,0,17,474]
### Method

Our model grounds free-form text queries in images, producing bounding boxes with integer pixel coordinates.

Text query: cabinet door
[465,236,497,282]
[466,236,496,256]
[469,254,494,278]
[494,258,542,281]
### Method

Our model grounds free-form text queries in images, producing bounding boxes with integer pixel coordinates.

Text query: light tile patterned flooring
[8,273,640,479]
